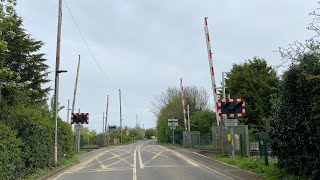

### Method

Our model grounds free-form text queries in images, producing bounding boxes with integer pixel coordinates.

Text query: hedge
[0,105,73,178]
[269,54,320,179]
[0,123,25,179]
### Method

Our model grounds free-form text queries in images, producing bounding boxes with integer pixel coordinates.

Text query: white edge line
[159,145,234,180]
[191,152,259,176]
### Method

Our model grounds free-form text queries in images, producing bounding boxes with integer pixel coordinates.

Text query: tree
[79,127,97,147]
[151,86,209,117]
[0,12,49,103]
[128,128,142,140]
[153,86,211,143]
[225,57,279,129]
[145,128,156,139]
[189,110,215,135]
[269,54,320,178]
[0,0,16,53]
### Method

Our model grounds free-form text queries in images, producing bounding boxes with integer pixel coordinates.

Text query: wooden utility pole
[105,95,109,146]
[54,0,63,165]
[67,99,70,123]
[103,112,105,134]
[72,55,81,114]
[180,78,187,131]
[119,89,122,144]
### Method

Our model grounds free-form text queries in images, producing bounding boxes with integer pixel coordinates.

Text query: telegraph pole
[72,55,81,114]
[105,95,109,146]
[53,0,63,165]
[180,78,187,131]
[136,114,138,128]
[103,112,105,134]
[187,104,190,132]
[119,89,122,144]
[67,99,70,123]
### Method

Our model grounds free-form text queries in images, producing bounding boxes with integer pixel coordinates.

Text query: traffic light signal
[217,98,245,117]
[71,113,89,124]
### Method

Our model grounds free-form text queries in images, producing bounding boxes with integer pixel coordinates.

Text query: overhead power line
[62,0,110,80]
[62,0,130,115]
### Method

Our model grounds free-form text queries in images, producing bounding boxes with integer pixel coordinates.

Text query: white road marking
[104,154,134,169]
[51,149,109,180]
[159,145,235,180]
[133,144,139,180]
[138,144,144,169]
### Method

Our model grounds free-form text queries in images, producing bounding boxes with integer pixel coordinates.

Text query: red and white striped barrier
[204,17,221,126]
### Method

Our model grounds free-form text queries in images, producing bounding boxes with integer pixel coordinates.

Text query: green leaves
[154,86,211,143]
[269,54,320,179]
[0,123,25,179]
[225,57,279,127]
[189,110,215,135]
[145,128,156,139]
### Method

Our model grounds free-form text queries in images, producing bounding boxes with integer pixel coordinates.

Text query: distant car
[151,136,156,139]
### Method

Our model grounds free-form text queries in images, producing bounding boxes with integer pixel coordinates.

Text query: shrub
[57,118,72,160]
[0,123,25,179]
[269,54,320,179]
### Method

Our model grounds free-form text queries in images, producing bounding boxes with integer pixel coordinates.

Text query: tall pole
[105,95,109,146]
[204,17,220,126]
[180,78,187,131]
[172,123,175,145]
[222,72,226,125]
[67,99,70,123]
[54,0,63,165]
[142,124,145,139]
[72,55,81,114]
[119,89,122,144]
[187,104,190,132]
[228,94,235,157]
[136,114,138,128]
[103,112,105,134]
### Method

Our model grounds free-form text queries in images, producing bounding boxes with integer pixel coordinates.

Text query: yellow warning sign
[228,134,232,141]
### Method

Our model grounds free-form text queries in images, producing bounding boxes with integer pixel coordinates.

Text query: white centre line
[133,144,139,180]
[138,144,144,169]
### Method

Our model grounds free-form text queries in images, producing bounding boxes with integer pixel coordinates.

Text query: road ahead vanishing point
[51,141,259,180]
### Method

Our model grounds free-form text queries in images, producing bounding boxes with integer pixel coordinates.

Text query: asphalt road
[51,140,245,180]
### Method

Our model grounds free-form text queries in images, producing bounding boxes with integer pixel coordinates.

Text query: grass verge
[157,141,181,148]
[208,155,302,180]
[26,151,86,180]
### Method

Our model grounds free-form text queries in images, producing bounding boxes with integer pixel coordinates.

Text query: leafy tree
[128,128,142,140]
[0,12,49,103]
[152,86,209,116]
[269,54,320,178]
[145,128,156,139]
[189,110,215,135]
[225,57,279,129]
[79,127,97,147]
[0,0,16,52]
[153,86,211,143]
[49,96,65,119]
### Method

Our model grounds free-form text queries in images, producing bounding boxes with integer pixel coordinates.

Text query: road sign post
[168,118,178,144]
[71,112,89,152]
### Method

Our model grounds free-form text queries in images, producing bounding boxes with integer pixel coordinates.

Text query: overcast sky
[16,0,317,132]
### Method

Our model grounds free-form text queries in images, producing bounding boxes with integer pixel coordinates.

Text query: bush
[0,123,25,179]
[14,107,55,172]
[269,55,320,179]
[57,118,73,160]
